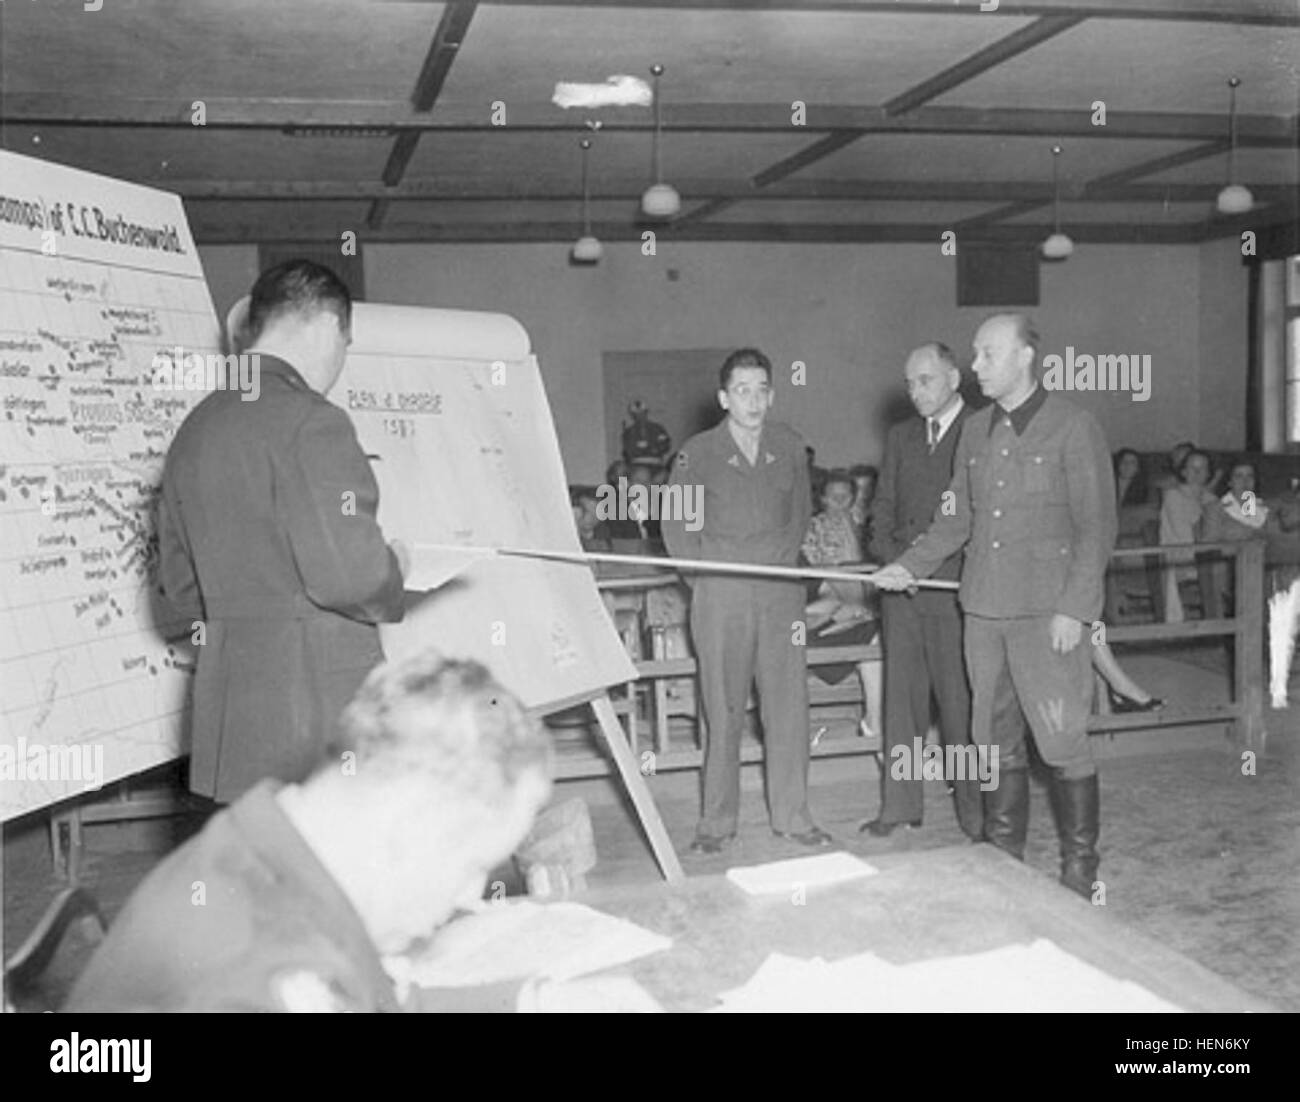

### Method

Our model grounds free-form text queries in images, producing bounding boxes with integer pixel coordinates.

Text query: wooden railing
[553,538,1268,779]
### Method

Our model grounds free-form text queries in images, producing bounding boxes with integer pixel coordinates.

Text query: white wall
[198,239,1250,483]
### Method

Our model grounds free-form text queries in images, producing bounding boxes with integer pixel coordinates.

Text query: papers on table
[725,851,879,897]
[384,900,671,990]
[713,938,1184,1012]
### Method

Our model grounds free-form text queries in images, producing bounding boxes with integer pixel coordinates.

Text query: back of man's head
[246,259,352,346]
[338,653,552,805]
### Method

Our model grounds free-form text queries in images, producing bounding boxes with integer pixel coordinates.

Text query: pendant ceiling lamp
[1041,145,1074,260]
[572,123,603,264]
[1216,77,1254,215]
[641,64,681,219]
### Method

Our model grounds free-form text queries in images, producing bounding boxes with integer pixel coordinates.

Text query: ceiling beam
[456,0,1300,25]
[187,218,1207,246]
[368,2,477,229]
[5,97,1293,145]
[883,15,1085,116]
[156,180,1297,203]
[957,138,1233,228]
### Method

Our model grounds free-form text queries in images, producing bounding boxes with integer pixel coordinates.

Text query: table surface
[576,845,1272,1013]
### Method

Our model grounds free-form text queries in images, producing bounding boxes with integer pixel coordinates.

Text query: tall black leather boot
[982,767,1028,860]
[1049,771,1100,899]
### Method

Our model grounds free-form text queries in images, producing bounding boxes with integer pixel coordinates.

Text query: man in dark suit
[862,343,982,840]
[159,260,407,803]
[874,315,1116,898]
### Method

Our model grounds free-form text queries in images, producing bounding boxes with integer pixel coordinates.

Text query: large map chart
[0,151,218,821]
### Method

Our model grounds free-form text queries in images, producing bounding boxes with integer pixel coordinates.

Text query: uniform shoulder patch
[271,968,355,1013]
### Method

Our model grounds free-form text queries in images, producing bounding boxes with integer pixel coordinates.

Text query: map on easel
[333,303,636,712]
[0,151,218,821]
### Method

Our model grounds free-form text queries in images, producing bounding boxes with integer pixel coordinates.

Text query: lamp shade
[1216,184,1254,215]
[571,235,603,263]
[641,183,681,219]
[1041,232,1075,259]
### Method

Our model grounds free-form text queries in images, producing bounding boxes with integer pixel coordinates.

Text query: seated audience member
[801,470,881,737]
[1159,448,1218,622]
[1151,440,1197,496]
[1097,446,1163,710]
[1114,447,1154,509]
[848,464,879,550]
[625,458,667,551]
[64,654,556,1012]
[1204,458,1269,538]
[570,485,608,551]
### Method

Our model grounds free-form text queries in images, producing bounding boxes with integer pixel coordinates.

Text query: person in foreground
[64,653,624,1012]
[873,314,1116,899]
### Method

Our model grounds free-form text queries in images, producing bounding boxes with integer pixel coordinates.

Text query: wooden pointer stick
[410,542,960,591]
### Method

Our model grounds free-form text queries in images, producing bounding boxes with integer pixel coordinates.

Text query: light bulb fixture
[571,125,603,264]
[1041,144,1074,260]
[641,64,681,219]
[1216,77,1254,215]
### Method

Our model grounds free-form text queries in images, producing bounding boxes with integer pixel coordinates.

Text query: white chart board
[335,303,636,712]
[0,151,217,822]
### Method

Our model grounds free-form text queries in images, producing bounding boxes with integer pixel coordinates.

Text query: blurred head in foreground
[284,653,553,955]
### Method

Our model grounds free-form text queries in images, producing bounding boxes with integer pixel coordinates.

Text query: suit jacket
[869,403,971,616]
[662,418,811,568]
[159,356,404,801]
[898,391,1116,622]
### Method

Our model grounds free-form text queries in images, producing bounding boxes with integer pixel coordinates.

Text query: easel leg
[591,696,684,883]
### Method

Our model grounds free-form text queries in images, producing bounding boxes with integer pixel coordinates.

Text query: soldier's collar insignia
[764,452,775,464]
[727,455,741,467]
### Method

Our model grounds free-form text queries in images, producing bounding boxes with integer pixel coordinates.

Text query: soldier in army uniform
[874,315,1116,898]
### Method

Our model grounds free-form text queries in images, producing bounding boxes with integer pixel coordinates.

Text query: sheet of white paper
[385,899,671,988]
[725,851,878,896]
[713,938,1184,1013]
[402,545,489,592]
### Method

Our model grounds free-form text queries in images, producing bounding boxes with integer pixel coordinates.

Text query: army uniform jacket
[898,388,1116,623]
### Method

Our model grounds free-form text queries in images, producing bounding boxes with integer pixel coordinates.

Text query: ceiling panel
[401,130,812,191]
[186,200,371,239]
[3,127,396,185]
[793,133,1205,184]
[440,7,1035,109]
[1141,147,1300,186]
[1003,201,1212,225]
[931,19,1300,114]
[382,199,636,224]
[0,0,441,100]
[703,200,1005,224]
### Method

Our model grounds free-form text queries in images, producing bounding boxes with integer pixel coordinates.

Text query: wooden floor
[5,644,1299,1011]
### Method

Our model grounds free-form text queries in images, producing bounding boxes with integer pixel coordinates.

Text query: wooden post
[590,695,684,882]
[1235,540,1266,749]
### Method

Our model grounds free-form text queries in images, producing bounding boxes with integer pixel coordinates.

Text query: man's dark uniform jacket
[158,356,404,802]
[898,389,1116,623]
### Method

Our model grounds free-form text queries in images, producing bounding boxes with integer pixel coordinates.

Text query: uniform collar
[247,353,312,391]
[988,384,1047,436]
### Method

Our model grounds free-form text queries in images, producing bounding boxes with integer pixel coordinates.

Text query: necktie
[927,418,939,453]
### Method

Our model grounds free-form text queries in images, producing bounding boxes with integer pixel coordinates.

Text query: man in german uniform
[663,348,830,854]
[874,315,1116,897]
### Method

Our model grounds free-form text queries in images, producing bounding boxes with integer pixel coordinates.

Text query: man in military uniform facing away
[874,315,1116,897]
[158,260,407,803]
[663,348,830,854]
